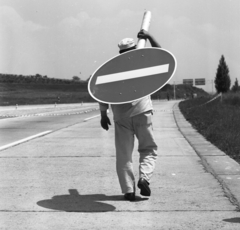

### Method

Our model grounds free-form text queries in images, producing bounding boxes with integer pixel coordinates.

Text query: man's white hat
[118,38,136,51]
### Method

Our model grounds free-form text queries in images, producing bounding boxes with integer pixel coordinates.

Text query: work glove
[101,115,111,131]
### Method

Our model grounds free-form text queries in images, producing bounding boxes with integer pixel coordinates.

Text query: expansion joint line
[0,209,236,213]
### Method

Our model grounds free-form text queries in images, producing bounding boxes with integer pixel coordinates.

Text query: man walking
[100,29,160,201]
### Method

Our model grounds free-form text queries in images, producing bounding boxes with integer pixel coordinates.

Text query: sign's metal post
[136,11,152,49]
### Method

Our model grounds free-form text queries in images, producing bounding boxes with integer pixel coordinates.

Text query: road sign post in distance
[88,47,177,104]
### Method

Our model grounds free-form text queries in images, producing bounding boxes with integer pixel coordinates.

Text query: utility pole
[173,81,176,100]
[211,80,214,94]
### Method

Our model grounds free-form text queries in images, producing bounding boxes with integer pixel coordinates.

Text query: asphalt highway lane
[0,105,99,151]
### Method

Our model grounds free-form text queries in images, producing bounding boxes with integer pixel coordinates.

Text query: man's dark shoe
[137,178,151,196]
[124,192,135,201]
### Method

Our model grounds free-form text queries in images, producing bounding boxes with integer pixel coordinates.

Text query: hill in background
[0,73,94,105]
[0,74,209,106]
[151,83,209,100]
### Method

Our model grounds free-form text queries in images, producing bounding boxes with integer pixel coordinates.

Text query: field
[0,83,95,105]
[0,82,209,106]
[179,92,240,164]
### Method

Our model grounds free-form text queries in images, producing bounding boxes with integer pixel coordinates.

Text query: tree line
[0,73,87,85]
[1,55,238,94]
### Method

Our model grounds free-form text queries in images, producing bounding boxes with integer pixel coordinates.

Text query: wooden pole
[136,11,152,49]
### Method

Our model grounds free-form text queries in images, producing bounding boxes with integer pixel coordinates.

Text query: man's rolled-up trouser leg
[133,111,158,183]
[114,119,135,194]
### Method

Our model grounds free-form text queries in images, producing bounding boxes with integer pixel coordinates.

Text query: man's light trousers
[114,111,158,194]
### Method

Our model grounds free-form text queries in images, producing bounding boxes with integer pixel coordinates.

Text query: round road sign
[88,47,177,104]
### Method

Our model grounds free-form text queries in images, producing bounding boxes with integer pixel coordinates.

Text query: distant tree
[214,55,231,94]
[72,76,80,82]
[35,74,42,78]
[231,78,239,92]
[86,75,91,82]
[161,83,172,91]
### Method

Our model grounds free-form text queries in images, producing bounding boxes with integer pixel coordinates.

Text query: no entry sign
[88,47,177,104]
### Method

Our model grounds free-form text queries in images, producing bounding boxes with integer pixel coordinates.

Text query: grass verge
[179,94,240,164]
[0,83,96,105]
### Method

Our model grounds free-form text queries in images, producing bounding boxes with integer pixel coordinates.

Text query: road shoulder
[173,101,240,210]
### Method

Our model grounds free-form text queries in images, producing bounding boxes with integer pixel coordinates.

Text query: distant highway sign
[183,79,193,85]
[195,78,206,85]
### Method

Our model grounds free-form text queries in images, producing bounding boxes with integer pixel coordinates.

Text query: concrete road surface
[0,100,240,229]
[0,103,99,148]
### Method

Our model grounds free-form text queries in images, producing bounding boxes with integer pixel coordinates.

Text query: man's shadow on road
[223,217,240,224]
[37,189,148,212]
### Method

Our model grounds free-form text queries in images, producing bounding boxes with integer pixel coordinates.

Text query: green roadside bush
[179,94,240,164]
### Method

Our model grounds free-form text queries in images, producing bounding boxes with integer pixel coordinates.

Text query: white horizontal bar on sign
[96,64,169,85]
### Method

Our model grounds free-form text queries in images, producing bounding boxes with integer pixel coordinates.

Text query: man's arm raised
[137,29,161,48]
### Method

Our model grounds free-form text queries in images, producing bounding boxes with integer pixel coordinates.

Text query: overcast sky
[0,0,239,91]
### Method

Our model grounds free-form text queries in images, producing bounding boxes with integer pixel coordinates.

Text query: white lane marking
[96,64,169,85]
[0,107,99,119]
[0,130,52,151]
[84,114,100,122]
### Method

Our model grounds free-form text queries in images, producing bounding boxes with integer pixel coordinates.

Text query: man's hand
[101,115,111,131]
[137,29,161,48]
[137,29,150,40]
